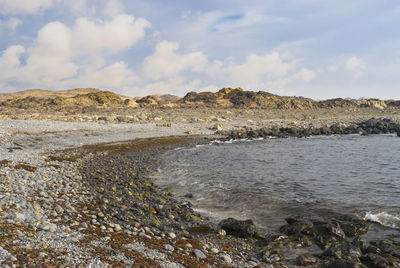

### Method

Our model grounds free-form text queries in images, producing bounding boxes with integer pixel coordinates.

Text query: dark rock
[326,259,365,268]
[351,236,367,253]
[322,242,362,260]
[183,193,194,199]
[370,239,400,258]
[313,222,346,249]
[361,253,400,268]
[333,215,369,237]
[218,217,256,238]
[280,219,313,235]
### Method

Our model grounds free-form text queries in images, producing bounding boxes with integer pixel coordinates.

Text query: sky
[0,0,399,99]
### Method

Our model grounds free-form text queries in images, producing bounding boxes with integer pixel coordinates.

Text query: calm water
[156,135,400,230]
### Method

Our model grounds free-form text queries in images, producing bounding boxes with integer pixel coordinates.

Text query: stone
[361,253,400,268]
[322,242,362,259]
[164,244,174,252]
[218,217,256,238]
[326,259,364,268]
[168,232,176,239]
[297,253,317,266]
[114,224,122,232]
[192,249,207,259]
[220,254,232,264]
[213,123,223,131]
[14,212,26,222]
[55,205,64,214]
[210,248,219,254]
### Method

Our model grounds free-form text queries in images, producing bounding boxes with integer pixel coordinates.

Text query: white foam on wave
[364,211,400,229]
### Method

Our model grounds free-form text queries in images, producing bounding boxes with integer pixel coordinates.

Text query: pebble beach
[1,115,400,267]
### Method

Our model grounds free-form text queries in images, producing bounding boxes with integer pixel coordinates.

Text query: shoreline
[1,118,400,266]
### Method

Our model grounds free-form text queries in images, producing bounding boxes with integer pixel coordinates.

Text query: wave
[364,211,400,229]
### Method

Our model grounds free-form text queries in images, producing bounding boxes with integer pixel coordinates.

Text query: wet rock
[218,217,256,238]
[322,242,362,260]
[370,238,400,258]
[280,218,313,235]
[333,215,368,237]
[351,236,367,253]
[297,253,318,266]
[313,222,346,249]
[361,253,400,268]
[220,254,232,264]
[326,259,365,268]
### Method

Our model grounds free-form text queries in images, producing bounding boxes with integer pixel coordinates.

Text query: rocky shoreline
[1,118,400,267]
[218,117,400,141]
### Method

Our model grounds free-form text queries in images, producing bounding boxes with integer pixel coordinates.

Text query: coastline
[1,118,400,267]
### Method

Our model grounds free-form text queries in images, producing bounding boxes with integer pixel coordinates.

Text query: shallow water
[156,134,400,231]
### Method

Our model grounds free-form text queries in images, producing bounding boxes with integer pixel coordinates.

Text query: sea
[156,134,400,231]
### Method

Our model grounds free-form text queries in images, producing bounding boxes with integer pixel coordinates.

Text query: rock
[80,222,88,229]
[192,249,207,259]
[168,232,176,239]
[322,242,362,259]
[220,254,232,264]
[184,130,198,135]
[114,224,122,232]
[14,212,26,222]
[361,253,400,267]
[6,255,17,262]
[297,253,318,266]
[213,123,223,131]
[326,259,364,268]
[41,223,57,232]
[55,205,64,214]
[164,244,174,252]
[280,219,313,235]
[218,229,226,238]
[370,238,400,258]
[333,215,368,237]
[210,248,219,254]
[351,236,367,252]
[218,217,256,238]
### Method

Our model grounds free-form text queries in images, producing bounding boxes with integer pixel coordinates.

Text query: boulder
[218,217,256,238]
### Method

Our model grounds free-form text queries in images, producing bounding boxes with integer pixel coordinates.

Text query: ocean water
[156,134,400,230]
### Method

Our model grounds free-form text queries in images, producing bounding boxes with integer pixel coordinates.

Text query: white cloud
[0,14,150,90]
[297,68,316,82]
[0,0,53,15]
[228,52,296,85]
[73,15,150,54]
[0,17,22,31]
[346,56,366,77]
[103,0,125,18]
[143,40,208,80]
[0,45,25,81]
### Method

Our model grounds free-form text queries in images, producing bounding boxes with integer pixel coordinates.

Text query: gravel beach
[1,115,400,267]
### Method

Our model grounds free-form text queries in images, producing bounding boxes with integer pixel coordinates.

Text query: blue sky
[0,0,399,99]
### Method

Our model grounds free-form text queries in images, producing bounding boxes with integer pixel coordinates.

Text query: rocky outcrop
[219,118,400,140]
[1,87,399,112]
[218,218,257,238]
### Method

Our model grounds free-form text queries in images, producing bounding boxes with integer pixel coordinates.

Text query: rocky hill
[0,88,101,101]
[0,87,396,111]
[180,88,390,110]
